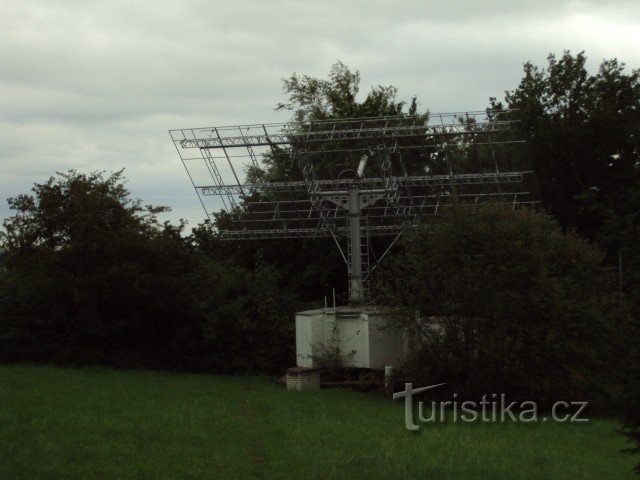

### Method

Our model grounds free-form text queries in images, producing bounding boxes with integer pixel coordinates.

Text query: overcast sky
[2,0,639,228]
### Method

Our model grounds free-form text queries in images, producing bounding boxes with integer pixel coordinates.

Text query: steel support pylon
[347,188,364,305]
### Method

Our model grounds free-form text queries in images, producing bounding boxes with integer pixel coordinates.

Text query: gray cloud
[2,0,639,227]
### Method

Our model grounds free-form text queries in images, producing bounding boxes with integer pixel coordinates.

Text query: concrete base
[295,306,406,370]
[286,367,320,390]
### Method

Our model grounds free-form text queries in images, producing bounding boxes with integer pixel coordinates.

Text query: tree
[0,170,304,374]
[376,205,631,406]
[491,53,640,462]
[491,51,640,312]
[619,365,640,474]
[187,240,300,373]
[276,60,418,124]
[216,61,426,305]
[0,170,201,368]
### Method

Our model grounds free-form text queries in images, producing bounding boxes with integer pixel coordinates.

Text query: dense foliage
[0,171,299,373]
[276,60,418,123]
[376,205,633,407]
[491,51,640,314]
[490,51,640,467]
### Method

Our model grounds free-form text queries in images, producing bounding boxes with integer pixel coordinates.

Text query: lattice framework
[170,111,538,304]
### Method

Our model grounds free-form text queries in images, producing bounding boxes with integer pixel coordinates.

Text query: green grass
[0,365,635,479]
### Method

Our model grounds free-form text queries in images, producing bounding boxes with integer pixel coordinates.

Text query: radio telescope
[170,110,538,306]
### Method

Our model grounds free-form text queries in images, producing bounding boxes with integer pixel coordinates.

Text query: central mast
[319,169,385,305]
[348,188,363,305]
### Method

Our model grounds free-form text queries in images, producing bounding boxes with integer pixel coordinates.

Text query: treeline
[0,54,638,417]
[0,170,303,373]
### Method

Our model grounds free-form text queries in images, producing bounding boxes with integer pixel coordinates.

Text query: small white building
[295,306,406,369]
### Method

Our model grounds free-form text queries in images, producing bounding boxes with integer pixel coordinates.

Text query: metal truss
[176,113,514,150]
[197,172,530,196]
[170,110,538,305]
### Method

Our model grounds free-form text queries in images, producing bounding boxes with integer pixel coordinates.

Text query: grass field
[0,365,635,479]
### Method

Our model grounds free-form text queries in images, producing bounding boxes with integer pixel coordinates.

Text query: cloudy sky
[2,0,639,227]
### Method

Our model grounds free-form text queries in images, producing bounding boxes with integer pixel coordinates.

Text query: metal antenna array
[170,111,538,305]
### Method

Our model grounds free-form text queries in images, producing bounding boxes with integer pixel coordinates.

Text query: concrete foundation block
[286,367,320,391]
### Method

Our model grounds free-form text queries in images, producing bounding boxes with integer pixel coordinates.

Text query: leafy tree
[491,53,640,462]
[491,51,640,311]
[0,170,201,368]
[187,241,300,373]
[215,62,428,304]
[0,170,304,373]
[376,205,631,406]
[619,365,640,474]
[276,60,418,123]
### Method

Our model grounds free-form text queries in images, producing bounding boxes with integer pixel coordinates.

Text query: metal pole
[384,365,394,396]
[333,288,336,313]
[348,188,363,305]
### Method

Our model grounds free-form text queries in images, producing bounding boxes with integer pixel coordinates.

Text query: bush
[0,171,300,374]
[376,205,633,407]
